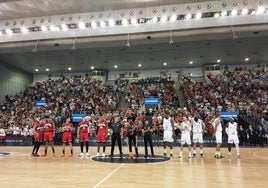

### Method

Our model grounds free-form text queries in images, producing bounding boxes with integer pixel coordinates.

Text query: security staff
[109,117,123,157]
[142,119,154,158]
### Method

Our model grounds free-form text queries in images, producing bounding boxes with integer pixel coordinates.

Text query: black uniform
[142,121,154,157]
[127,123,139,156]
[109,122,123,156]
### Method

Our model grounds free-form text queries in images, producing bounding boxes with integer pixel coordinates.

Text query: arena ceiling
[0,0,268,74]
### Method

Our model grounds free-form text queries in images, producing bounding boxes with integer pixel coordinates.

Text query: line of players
[31,112,240,159]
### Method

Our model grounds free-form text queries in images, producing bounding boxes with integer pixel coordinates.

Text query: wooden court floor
[1,146,268,188]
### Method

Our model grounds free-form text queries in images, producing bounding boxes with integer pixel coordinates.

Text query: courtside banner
[220,111,238,121]
[144,98,159,105]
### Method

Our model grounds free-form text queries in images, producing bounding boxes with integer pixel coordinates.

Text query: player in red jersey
[61,118,74,158]
[41,116,56,157]
[77,117,90,157]
[96,114,108,157]
[31,117,43,157]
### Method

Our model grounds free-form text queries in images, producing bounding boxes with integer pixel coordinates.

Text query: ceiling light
[160,15,168,22]
[221,11,227,16]
[109,20,115,27]
[61,24,68,31]
[151,17,158,23]
[231,10,238,16]
[189,61,193,64]
[91,66,94,70]
[91,21,97,28]
[185,14,192,20]
[241,9,249,15]
[21,27,28,33]
[245,57,249,61]
[114,65,118,68]
[6,29,12,35]
[131,18,137,25]
[217,59,221,63]
[251,10,256,15]
[41,25,47,32]
[163,62,167,66]
[195,13,202,19]
[100,21,105,27]
[68,67,72,70]
[35,69,39,72]
[50,25,59,31]
[257,7,265,14]
[170,15,177,22]
[46,68,49,71]
[214,13,220,18]
[78,22,85,29]
[122,19,128,26]
[138,64,141,67]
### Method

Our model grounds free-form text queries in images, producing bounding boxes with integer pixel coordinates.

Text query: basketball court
[1,146,268,188]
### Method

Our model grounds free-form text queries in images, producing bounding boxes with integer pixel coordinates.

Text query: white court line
[93,163,125,188]
[252,151,268,160]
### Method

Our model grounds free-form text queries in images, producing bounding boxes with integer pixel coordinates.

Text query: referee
[142,119,155,158]
[109,116,123,157]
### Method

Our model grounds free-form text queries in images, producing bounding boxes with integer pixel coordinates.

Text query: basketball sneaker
[178,153,182,158]
[170,153,173,158]
[102,153,105,157]
[192,153,196,158]
[96,153,100,157]
[188,153,191,158]
[200,153,204,158]
[60,154,65,158]
[85,153,90,157]
[79,153,84,157]
[68,154,73,158]
[163,153,167,157]
[41,154,47,157]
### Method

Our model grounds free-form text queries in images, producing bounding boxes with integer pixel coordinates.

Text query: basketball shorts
[62,132,72,143]
[181,133,191,145]
[163,131,174,142]
[193,133,203,143]
[215,131,222,144]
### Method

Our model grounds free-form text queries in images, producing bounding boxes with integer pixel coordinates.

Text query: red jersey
[96,119,107,135]
[78,120,90,134]
[62,122,73,133]
[43,119,54,132]
[34,121,43,133]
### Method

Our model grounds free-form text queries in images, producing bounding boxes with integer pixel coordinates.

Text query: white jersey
[163,117,173,131]
[0,128,6,136]
[227,122,238,135]
[213,117,222,132]
[181,121,191,134]
[192,119,203,134]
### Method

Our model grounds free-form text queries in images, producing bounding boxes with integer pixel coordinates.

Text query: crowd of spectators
[0,74,125,137]
[181,65,268,135]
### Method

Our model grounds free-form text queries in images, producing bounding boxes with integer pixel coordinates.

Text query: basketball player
[41,116,56,157]
[96,114,108,157]
[61,118,74,158]
[213,113,224,159]
[192,116,206,158]
[179,116,192,158]
[226,117,240,158]
[31,117,43,157]
[162,111,175,158]
[0,124,6,146]
[109,116,123,157]
[77,117,90,157]
[142,119,154,158]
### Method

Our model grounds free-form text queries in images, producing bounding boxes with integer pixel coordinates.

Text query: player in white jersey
[179,116,192,158]
[226,117,240,158]
[213,113,224,159]
[162,112,175,158]
[192,116,206,158]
